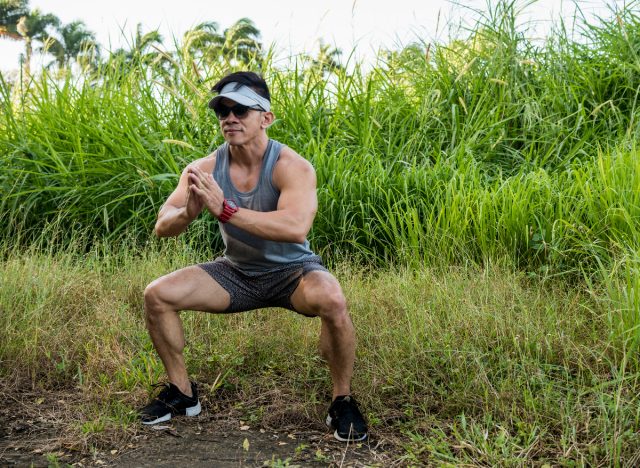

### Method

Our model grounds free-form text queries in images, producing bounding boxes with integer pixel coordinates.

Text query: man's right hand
[185,178,205,219]
[155,156,216,237]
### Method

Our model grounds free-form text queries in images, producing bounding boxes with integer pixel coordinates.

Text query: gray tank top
[212,139,316,272]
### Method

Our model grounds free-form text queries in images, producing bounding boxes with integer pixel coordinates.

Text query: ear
[261,111,275,129]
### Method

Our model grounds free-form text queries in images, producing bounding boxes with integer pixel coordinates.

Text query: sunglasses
[213,103,263,119]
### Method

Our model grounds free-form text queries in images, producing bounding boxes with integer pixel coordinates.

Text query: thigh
[147,265,231,313]
[289,270,346,317]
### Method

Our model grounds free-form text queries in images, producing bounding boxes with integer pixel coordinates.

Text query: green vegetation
[2,2,638,272]
[1,0,639,465]
[0,241,636,464]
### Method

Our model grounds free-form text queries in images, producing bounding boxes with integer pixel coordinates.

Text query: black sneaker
[326,395,368,442]
[140,381,201,425]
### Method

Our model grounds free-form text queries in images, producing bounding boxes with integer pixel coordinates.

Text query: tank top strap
[214,140,282,193]
[212,142,228,180]
[260,139,283,192]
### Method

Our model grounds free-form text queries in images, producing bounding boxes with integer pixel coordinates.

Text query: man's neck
[228,134,269,168]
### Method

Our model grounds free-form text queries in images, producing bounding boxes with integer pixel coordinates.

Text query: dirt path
[113,418,388,467]
[0,388,397,467]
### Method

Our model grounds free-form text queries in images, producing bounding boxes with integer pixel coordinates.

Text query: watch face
[226,199,238,210]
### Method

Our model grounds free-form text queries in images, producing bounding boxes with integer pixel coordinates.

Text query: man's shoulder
[272,144,316,190]
[184,152,218,174]
[275,143,314,172]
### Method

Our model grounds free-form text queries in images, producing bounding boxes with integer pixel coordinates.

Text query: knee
[143,280,167,319]
[316,289,349,325]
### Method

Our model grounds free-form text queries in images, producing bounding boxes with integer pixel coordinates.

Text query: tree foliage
[0,0,28,40]
[44,20,99,70]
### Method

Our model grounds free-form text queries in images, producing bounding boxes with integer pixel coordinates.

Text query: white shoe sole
[325,414,368,442]
[141,401,201,425]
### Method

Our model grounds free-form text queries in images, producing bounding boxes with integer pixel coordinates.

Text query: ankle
[172,381,193,397]
[332,387,351,401]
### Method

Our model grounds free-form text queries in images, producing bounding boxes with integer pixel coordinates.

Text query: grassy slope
[1,243,637,465]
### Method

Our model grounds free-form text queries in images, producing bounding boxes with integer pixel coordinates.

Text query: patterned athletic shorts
[197,255,329,315]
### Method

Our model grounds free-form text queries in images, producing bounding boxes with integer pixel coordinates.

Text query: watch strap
[218,198,239,223]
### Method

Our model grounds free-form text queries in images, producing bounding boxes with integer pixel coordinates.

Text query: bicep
[276,160,318,225]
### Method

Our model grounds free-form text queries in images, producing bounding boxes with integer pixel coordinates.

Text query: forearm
[155,205,196,237]
[228,208,312,244]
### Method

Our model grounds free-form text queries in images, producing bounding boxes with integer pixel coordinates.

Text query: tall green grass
[2,3,638,348]
[1,241,638,464]
[1,2,638,269]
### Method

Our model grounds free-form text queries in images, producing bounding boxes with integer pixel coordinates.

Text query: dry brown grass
[1,246,638,465]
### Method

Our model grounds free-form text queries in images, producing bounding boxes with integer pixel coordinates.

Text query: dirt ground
[0,386,399,467]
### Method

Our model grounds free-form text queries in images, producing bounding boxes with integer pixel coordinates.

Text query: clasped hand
[186,166,224,218]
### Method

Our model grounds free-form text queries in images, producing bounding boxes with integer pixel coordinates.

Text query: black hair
[211,71,270,102]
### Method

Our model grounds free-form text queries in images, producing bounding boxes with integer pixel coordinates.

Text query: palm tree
[44,20,99,70]
[184,18,262,66]
[15,8,60,76]
[312,39,342,73]
[0,0,28,40]
[219,18,262,64]
[182,21,223,64]
[107,23,181,87]
[113,23,165,64]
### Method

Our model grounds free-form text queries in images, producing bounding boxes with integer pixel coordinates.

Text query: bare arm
[187,148,317,244]
[154,157,214,237]
[230,153,317,243]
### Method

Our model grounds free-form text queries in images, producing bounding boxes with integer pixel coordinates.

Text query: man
[140,71,368,442]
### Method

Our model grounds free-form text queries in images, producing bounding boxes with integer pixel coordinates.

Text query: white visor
[208,82,271,112]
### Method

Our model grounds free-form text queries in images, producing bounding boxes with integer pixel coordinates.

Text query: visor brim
[208,92,264,110]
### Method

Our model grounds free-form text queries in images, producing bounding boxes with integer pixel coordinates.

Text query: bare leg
[144,266,231,396]
[291,271,355,399]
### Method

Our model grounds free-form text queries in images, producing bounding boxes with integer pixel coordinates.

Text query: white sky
[0,0,628,73]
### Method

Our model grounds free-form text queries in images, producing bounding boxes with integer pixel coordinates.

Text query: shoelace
[151,382,196,408]
[150,382,171,397]
[149,382,181,409]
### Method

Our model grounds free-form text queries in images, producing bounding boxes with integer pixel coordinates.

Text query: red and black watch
[218,198,239,223]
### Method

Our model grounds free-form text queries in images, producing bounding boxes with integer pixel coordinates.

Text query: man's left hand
[187,166,225,218]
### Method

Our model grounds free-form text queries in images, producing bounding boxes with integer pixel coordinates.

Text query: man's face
[215,98,266,145]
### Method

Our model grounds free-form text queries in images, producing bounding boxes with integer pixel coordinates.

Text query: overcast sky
[0,0,627,73]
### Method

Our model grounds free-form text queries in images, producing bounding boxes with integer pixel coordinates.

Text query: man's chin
[225,135,245,145]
